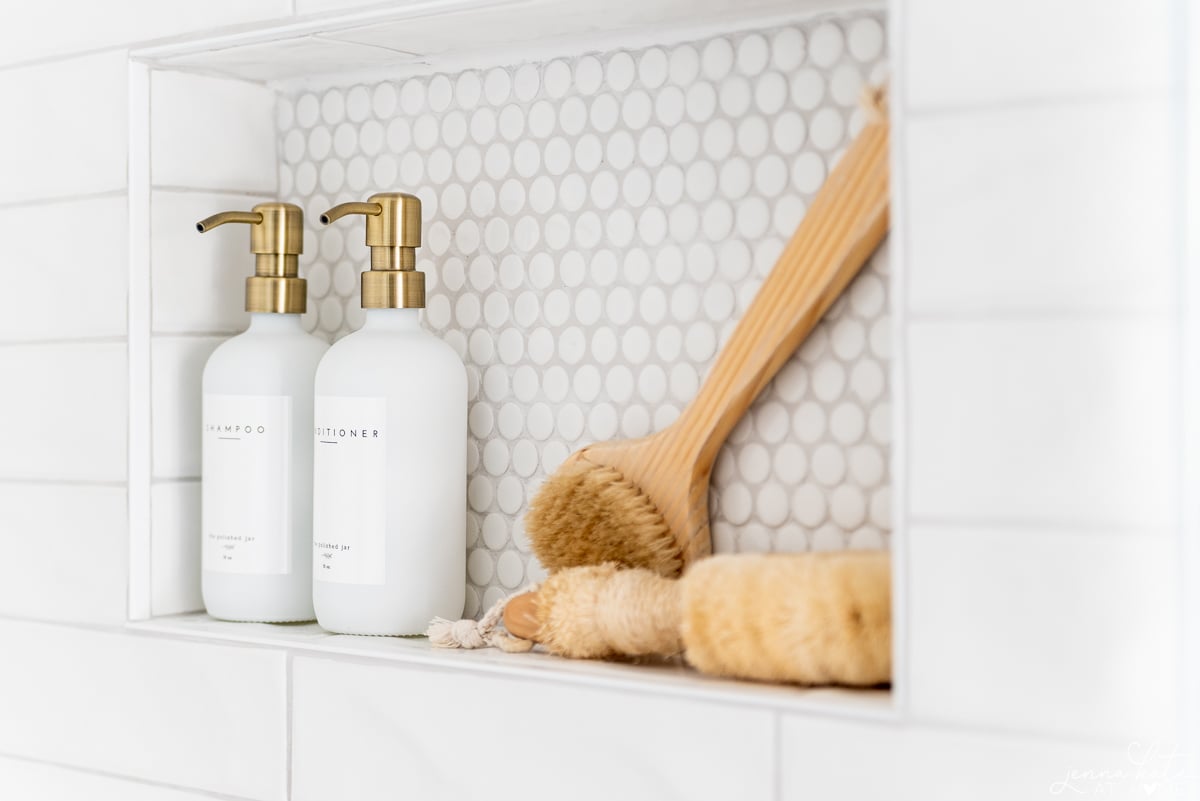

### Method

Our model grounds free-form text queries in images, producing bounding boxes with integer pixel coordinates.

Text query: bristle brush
[501,552,892,686]
[526,87,890,577]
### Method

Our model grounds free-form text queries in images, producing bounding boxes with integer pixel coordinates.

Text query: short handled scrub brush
[525,86,890,578]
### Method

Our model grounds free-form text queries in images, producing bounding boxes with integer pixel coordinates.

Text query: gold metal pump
[320,192,425,309]
[195,202,307,314]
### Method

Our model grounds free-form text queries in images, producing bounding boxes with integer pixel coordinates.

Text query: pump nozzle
[196,210,263,233]
[319,202,381,225]
[319,193,424,309]
[195,202,306,314]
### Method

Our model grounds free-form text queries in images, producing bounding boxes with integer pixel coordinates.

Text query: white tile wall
[0,1,291,68]
[0,194,128,342]
[780,716,1171,801]
[0,51,128,204]
[0,0,1188,798]
[908,524,1177,741]
[150,481,203,616]
[291,655,775,801]
[907,318,1173,528]
[150,71,278,192]
[0,755,221,801]
[0,620,287,800]
[0,484,127,625]
[902,0,1171,109]
[150,336,223,479]
[151,189,273,334]
[0,343,127,482]
[905,99,1173,315]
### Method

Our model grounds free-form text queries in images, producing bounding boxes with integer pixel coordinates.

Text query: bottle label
[312,396,387,585]
[201,394,292,574]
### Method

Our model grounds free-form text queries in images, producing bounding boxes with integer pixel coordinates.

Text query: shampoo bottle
[312,192,466,635]
[196,203,328,622]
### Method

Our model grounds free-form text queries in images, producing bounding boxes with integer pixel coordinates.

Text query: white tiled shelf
[130,612,894,718]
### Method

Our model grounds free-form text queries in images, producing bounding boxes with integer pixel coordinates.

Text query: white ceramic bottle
[196,203,328,622]
[312,193,466,635]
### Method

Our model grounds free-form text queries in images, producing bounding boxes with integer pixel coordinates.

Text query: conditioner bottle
[312,193,466,635]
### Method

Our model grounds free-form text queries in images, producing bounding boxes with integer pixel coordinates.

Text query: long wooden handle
[671,116,890,475]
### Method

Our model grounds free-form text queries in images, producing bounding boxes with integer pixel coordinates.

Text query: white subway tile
[151,481,203,616]
[906,100,1173,315]
[292,656,774,801]
[151,72,277,192]
[0,620,287,800]
[908,318,1173,527]
[0,483,126,625]
[0,2,289,67]
[152,190,270,334]
[781,716,1164,800]
[0,343,126,482]
[0,755,219,801]
[904,0,1170,109]
[908,524,1177,741]
[0,195,128,342]
[151,336,223,479]
[0,51,127,204]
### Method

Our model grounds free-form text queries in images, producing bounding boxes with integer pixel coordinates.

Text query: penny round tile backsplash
[278,11,891,617]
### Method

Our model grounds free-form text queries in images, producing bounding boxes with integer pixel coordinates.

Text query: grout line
[906,516,1176,537]
[772,711,783,801]
[0,478,127,489]
[0,335,126,350]
[151,476,201,486]
[0,613,128,634]
[286,652,294,801]
[151,330,243,339]
[151,184,277,198]
[904,712,1144,752]
[0,45,128,74]
[904,86,1171,119]
[0,188,126,212]
[907,307,1176,324]
[0,750,264,801]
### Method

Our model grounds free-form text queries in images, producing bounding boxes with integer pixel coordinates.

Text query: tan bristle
[535,563,623,659]
[535,563,685,659]
[526,456,684,577]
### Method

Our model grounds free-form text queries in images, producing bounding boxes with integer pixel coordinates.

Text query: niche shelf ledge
[128,613,893,719]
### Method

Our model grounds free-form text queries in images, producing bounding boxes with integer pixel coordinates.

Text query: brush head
[526,453,684,577]
[530,563,684,659]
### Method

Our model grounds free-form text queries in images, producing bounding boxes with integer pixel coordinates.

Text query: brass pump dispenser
[320,192,425,309]
[196,202,307,314]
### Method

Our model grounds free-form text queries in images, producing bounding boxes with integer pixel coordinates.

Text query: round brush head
[532,563,684,659]
[525,455,683,577]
